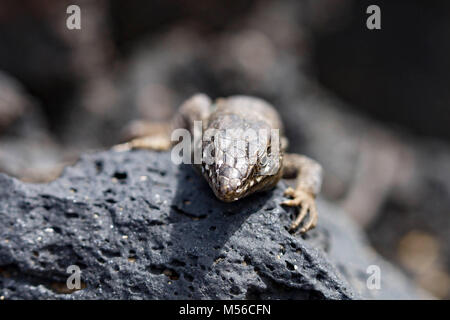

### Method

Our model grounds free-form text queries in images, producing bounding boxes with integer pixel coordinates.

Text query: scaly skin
[114,94,323,233]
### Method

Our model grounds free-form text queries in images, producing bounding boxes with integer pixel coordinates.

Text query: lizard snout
[212,165,247,202]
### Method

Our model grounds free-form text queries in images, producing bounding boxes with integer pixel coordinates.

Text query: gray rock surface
[0,150,428,299]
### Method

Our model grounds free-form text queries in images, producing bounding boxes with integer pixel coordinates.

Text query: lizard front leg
[114,93,212,151]
[282,154,323,233]
[113,122,173,151]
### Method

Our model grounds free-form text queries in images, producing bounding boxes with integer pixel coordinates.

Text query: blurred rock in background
[0,71,69,182]
[0,0,448,298]
[306,0,450,299]
[308,0,450,141]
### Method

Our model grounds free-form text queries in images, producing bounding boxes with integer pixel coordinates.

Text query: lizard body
[115,94,323,233]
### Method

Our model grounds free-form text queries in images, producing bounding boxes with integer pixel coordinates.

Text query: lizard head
[201,126,282,202]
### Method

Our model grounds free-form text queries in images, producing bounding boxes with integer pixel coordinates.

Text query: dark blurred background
[0,0,449,298]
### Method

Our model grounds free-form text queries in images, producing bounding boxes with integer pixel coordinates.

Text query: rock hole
[52,226,62,234]
[65,212,79,219]
[230,285,240,295]
[149,264,179,280]
[149,264,165,275]
[149,220,164,226]
[147,167,166,176]
[100,249,121,258]
[95,160,103,173]
[170,259,186,267]
[104,189,115,195]
[113,171,127,180]
[97,257,106,264]
[316,270,327,281]
[184,274,194,282]
[285,261,296,271]
[163,268,179,280]
[266,264,274,271]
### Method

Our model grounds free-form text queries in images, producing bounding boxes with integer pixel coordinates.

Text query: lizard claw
[281,188,318,233]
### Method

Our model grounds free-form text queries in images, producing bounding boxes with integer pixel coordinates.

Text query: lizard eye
[258,144,280,176]
[260,145,271,166]
[260,154,269,167]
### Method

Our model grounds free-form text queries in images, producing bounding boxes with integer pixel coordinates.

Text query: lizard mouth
[214,190,247,202]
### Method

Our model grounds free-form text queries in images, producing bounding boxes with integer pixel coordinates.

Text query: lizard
[114,94,323,233]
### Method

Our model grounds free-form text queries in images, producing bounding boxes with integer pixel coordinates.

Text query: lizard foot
[113,135,171,152]
[281,187,318,233]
